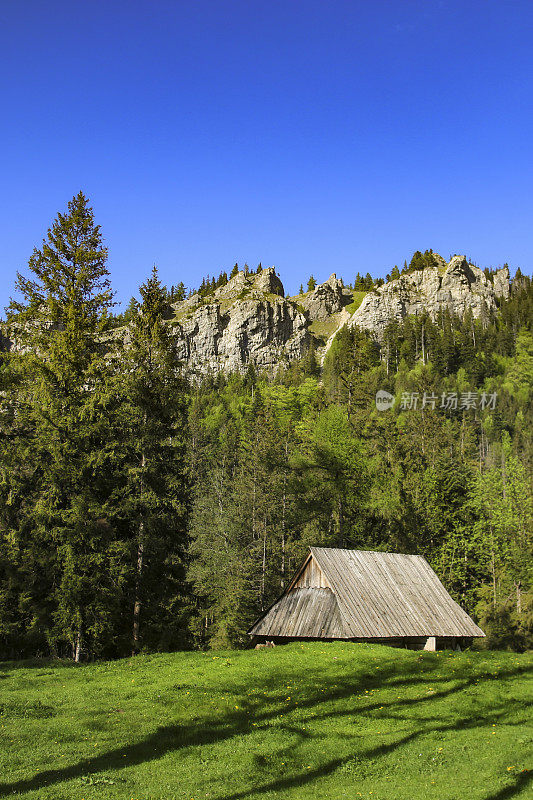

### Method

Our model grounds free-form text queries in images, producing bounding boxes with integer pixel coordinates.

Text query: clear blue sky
[1,0,532,309]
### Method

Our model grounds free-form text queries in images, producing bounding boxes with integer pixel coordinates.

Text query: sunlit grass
[1,642,531,799]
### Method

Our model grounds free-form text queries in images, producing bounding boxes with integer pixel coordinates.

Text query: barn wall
[293,557,331,589]
[251,635,474,651]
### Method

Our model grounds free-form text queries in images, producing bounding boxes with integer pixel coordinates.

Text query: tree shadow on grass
[215,707,533,800]
[0,650,530,799]
[481,771,532,800]
[0,658,80,673]
[217,731,422,800]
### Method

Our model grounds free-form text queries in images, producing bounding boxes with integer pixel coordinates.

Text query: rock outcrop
[150,258,512,371]
[298,273,345,321]
[213,266,285,301]
[349,256,510,340]
[169,267,308,375]
[493,265,510,300]
[3,258,515,375]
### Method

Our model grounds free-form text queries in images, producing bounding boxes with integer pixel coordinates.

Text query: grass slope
[1,643,532,800]
[345,291,368,314]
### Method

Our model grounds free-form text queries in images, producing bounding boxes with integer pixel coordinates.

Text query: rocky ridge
[163,256,511,373]
[168,267,309,375]
[349,256,510,340]
[2,257,513,375]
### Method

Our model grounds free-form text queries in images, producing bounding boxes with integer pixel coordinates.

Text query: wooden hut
[248,547,484,650]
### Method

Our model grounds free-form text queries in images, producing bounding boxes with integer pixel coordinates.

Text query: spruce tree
[301,338,320,378]
[115,266,189,654]
[3,192,117,660]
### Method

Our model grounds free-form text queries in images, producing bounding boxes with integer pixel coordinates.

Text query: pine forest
[1,193,532,661]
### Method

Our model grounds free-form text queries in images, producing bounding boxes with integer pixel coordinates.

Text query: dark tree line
[0,194,189,660]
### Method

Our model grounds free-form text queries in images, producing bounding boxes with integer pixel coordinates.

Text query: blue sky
[1,0,532,309]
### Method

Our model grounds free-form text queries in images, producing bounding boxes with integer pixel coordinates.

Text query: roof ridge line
[312,546,425,559]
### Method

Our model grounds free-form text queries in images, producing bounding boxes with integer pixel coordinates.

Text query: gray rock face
[214,266,284,300]
[493,265,510,300]
[4,258,514,375]
[349,256,499,339]
[299,273,345,321]
[254,267,285,297]
[170,269,307,375]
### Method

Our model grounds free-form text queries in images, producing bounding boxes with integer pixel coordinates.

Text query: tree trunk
[491,543,497,607]
[252,467,257,540]
[261,528,267,610]
[132,523,144,655]
[281,487,286,589]
[73,629,82,662]
[132,443,146,655]
[337,496,344,548]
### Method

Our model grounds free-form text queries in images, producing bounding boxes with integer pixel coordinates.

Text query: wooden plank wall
[293,557,331,589]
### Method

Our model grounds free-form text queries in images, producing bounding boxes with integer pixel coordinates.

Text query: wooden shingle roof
[248,547,484,639]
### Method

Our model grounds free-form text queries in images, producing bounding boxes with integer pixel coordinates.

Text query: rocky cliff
[3,257,514,375]
[163,256,511,372]
[296,273,347,321]
[168,267,309,375]
[349,256,510,340]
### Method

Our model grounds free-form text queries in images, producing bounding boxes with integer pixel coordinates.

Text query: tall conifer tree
[115,266,190,654]
[2,192,117,659]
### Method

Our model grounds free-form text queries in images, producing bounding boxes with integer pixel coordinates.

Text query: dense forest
[0,194,531,661]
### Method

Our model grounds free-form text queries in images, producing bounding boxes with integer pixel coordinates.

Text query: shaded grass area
[308,315,345,342]
[345,290,368,314]
[0,643,532,799]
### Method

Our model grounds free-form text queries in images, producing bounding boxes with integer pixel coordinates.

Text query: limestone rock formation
[3,257,515,375]
[169,268,308,375]
[214,266,284,300]
[298,273,345,321]
[349,256,509,340]
[493,265,510,300]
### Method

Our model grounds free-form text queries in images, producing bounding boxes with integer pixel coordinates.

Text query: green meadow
[1,643,531,800]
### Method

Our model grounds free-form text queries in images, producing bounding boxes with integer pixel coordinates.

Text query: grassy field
[1,642,532,800]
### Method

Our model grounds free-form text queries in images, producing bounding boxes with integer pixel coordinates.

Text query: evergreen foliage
[0,197,189,660]
[353,272,376,291]
[186,281,533,651]
[402,249,440,274]
[1,193,116,659]
[0,204,531,656]
[111,266,190,654]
